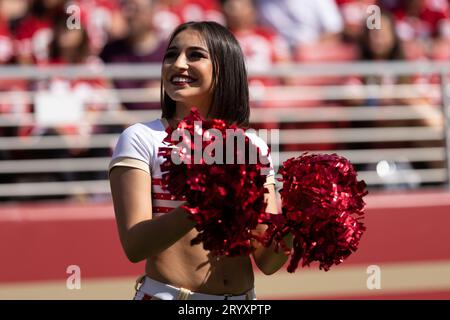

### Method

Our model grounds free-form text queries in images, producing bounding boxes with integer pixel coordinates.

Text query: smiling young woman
[108,21,292,301]
[162,29,214,116]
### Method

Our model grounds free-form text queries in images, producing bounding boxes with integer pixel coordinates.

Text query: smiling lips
[170,75,197,86]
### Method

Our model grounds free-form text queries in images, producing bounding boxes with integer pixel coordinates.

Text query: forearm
[253,232,293,275]
[120,206,196,262]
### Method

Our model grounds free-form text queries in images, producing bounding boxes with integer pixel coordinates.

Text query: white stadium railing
[0,61,449,200]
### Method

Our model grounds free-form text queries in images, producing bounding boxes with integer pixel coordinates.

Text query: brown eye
[188,51,206,59]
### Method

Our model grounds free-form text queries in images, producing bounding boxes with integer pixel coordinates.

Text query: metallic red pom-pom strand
[263,153,368,272]
[159,109,270,257]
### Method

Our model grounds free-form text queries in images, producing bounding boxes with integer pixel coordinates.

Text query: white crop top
[109,119,276,216]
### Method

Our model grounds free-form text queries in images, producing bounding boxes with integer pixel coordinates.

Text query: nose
[173,52,189,70]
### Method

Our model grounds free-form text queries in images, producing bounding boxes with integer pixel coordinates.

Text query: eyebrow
[166,46,209,53]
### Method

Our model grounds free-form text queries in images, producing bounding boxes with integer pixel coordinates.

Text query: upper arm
[109,166,152,242]
[108,123,155,234]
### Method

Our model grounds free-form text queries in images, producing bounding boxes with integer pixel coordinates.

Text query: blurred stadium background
[1,0,450,299]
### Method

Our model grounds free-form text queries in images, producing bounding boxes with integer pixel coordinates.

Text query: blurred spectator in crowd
[380,0,449,40]
[73,0,128,55]
[257,0,355,89]
[152,0,225,39]
[13,17,119,201]
[356,8,442,110]
[100,0,166,110]
[342,10,409,107]
[379,0,450,60]
[0,5,18,167]
[48,16,91,64]
[220,0,290,74]
[342,10,441,137]
[255,0,344,49]
[14,0,67,65]
[339,8,443,184]
[0,0,30,39]
[27,17,111,140]
[360,9,405,62]
[252,0,345,149]
[335,0,378,43]
[219,0,291,108]
[0,18,13,64]
[0,2,30,142]
[44,16,116,138]
[343,10,411,106]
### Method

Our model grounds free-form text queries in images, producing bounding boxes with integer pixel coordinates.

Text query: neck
[130,32,157,53]
[174,101,210,120]
[229,20,254,32]
[61,49,80,63]
[164,102,210,129]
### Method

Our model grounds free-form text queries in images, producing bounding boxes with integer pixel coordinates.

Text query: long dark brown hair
[360,10,405,61]
[160,21,250,127]
[49,17,90,64]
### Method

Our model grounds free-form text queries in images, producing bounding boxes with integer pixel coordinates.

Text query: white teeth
[171,76,195,83]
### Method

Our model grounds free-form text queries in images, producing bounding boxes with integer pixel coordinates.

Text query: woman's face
[58,29,84,50]
[368,15,396,59]
[162,29,214,112]
[222,0,256,30]
[122,0,154,34]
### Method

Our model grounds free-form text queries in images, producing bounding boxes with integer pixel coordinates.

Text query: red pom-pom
[159,109,270,256]
[263,153,368,272]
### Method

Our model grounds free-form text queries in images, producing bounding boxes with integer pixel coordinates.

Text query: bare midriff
[145,228,255,295]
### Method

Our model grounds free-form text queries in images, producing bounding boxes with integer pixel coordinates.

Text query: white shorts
[133,276,257,300]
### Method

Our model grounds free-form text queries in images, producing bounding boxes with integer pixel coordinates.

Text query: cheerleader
[109,21,292,300]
